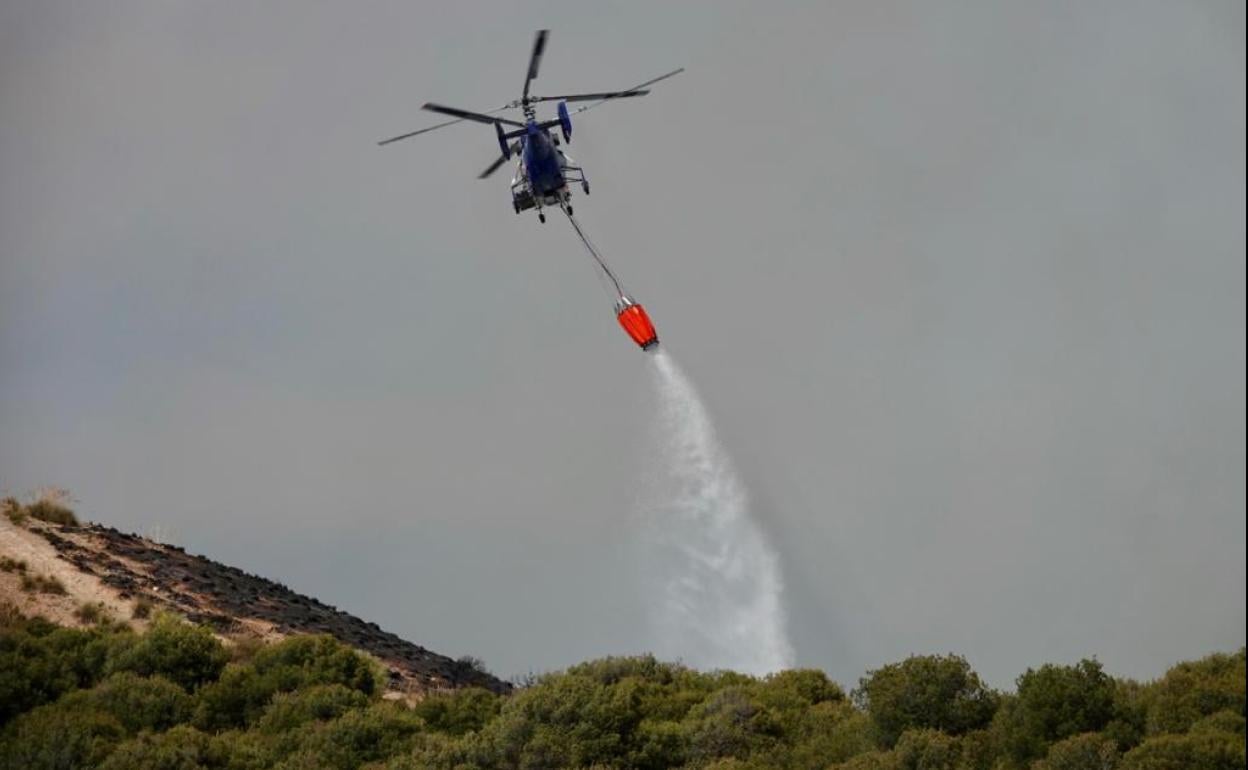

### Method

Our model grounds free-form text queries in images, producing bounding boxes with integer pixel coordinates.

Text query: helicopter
[378,29,682,223]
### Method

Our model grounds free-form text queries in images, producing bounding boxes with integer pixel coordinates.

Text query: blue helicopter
[379,30,682,223]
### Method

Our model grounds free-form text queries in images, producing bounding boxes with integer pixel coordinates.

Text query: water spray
[560,208,791,672]
[641,350,795,674]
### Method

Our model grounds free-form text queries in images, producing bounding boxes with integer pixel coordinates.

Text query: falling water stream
[640,349,794,674]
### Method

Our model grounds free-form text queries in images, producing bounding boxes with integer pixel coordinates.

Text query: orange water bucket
[615,299,659,350]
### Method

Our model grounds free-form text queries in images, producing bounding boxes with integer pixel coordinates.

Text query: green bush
[0,607,1244,770]
[891,728,960,770]
[994,659,1117,763]
[105,612,228,691]
[412,686,501,736]
[0,701,125,770]
[96,724,217,770]
[1144,649,1246,736]
[830,750,899,770]
[854,654,999,747]
[1120,731,1245,770]
[194,634,380,731]
[256,683,372,733]
[269,702,425,770]
[72,671,194,734]
[0,619,124,724]
[786,702,877,768]
[1188,709,1245,736]
[1033,732,1120,770]
[686,686,781,763]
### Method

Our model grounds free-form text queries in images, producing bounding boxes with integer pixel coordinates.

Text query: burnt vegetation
[4,510,508,696]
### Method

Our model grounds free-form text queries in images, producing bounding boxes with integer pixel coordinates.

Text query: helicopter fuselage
[521,123,565,196]
[510,119,590,221]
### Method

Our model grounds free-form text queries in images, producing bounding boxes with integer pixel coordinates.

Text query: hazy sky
[2,1,1244,688]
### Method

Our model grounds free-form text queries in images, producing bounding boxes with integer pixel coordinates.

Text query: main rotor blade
[377,104,518,146]
[568,68,685,117]
[477,142,521,179]
[527,89,649,104]
[523,29,549,100]
[422,103,525,127]
[377,116,471,146]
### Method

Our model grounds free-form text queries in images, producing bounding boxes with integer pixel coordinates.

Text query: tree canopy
[0,603,1242,770]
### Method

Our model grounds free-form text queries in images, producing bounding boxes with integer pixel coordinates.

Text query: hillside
[0,507,508,697]
[2,498,1243,769]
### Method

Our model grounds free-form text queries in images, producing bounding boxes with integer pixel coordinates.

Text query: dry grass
[2,497,26,525]
[20,573,67,595]
[132,597,154,619]
[3,488,80,527]
[0,600,24,628]
[26,487,79,526]
[74,601,109,625]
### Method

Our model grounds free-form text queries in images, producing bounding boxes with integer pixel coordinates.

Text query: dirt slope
[0,515,508,696]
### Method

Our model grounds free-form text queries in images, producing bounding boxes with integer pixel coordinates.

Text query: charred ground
[0,505,508,697]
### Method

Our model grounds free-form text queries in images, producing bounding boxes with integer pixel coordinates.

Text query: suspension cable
[562,205,625,298]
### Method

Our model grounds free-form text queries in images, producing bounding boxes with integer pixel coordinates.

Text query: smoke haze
[1,2,1242,685]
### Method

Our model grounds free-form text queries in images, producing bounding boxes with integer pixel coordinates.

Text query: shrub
[249,634,380,695]
[0,557,28,573]
[854,654,999,747]
[0,701,125,770]
[762,668,846,706]
[194,634,381,731]
[18,573,66,595]
[891,728,960,770]
[96,725,217,770]
[995,659,1117,763]
[24,500,78,526]
[687,686,781,763]
[413,686,501,736]
[1144,649,1246,736]
[23,487,79,526]
[0,601,23,629]
[461,670,662,770]
[1104,678,1150,751]
[1188,709,1245,736]
[229,632,266,662]
[1120,731,1245,770]
[130,597,153,619]
[269,702,426,769]
[455,654,493,680]
[956,729,997,770]
[105,612,228,691]
[787,701,876,767]
[0,621,126,724]
[829,750,899,770]
[59,671,195,734]
[566,654,682,686]
[1034,732,1120,770]
[256,684,372,734]
[2,497,26,525]
[75,602,109,625]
